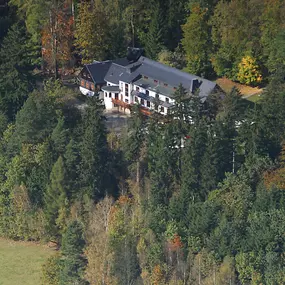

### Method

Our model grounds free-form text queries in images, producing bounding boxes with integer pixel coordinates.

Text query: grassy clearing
[245,93,263,103]
[216,77,263,99]
[0,238,55,285]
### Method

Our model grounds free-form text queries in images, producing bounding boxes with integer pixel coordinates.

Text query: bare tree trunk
[136,160,140,185]
[130,6,135,47]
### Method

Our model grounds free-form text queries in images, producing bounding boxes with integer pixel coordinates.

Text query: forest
[0,0,285,284]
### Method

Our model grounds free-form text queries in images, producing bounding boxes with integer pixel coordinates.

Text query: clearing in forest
[216,77,263,102]
[0,238,54,285]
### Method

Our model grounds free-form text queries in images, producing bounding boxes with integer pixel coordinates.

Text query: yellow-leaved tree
[237,55,262,85]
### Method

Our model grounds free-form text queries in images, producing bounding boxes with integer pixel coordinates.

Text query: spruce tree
[182,3,212,77]
[124,104,145,185]
[142,2,164,60]
[64,138,80,200]
[0,22,34,119]
[44,156,68,240]
[51,115,69,155]
[79,96,110,200]
[60,221,89,285]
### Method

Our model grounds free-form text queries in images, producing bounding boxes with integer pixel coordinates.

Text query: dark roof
[101,85,120,92]
[85,58,131,85]
[104,56,216,100]
[82,52,217,100]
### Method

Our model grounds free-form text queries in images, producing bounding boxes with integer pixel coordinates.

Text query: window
[154,79,158,84]
[161,106,164,113]
[140,99,144,105]
[81,79,85,87]
[136,86,139,91]
[105,92,107,97]
[144,75,148,79]
[107,83,110,86]
[164,83,168,87]
[86,81,90,90]
[109,92,111,98]
[165,97,169,103]
[125,99,129,103]
[91,83,95,91]
[173,87,177,90]
[115,93,119,100]
[135,97,139,103]
[146,90,149,95]
[125,83,129,90]
[147,101,150,107]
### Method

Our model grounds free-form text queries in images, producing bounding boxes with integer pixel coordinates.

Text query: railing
[140,107,152,116]
[111,99,153,116]
[112,98,131,109]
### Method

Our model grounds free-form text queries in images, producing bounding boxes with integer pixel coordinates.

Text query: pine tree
[44,156,68,240]
[60,221,89,285]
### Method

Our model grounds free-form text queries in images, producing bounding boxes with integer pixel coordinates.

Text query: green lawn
[0,238,54,285]
[245,93,263,103]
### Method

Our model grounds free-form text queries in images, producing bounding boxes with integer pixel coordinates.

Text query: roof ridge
[139,56,213,83]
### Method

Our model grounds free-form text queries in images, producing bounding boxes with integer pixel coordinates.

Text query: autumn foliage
[42,0,74,73]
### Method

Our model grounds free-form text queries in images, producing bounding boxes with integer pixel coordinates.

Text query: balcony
[112,98,131,109]
[139,107,152,116]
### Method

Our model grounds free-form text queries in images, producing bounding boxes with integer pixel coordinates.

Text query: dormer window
[166,97,169,103]
[154,80,158,84]
[144,75,148,79]
[173,87,177,90]
[146,90,149,95]
[164,83,168,87]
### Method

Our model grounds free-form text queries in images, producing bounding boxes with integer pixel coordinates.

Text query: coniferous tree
[64,138,80,200]
[182,4,212,77]
[124,104,145,185]
[141,2,164,60]
[0,22,34,119]
[51,115,69,155]
[44,156,68,240]
[79,96,110,200]
[60,220,89,285]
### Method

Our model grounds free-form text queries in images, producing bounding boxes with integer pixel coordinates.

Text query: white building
[78,48,217,115]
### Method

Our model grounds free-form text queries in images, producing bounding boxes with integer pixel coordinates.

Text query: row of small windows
[142,75,176,90]
[81,79,95,91]
[134,97,165,112]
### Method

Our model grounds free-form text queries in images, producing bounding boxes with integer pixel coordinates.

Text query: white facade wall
[103,91,113,110]
[100,80,174,115]
[119,81,134,104]
[79,86,94,96]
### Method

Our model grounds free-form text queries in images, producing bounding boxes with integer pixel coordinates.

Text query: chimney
[190,78,200,93]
